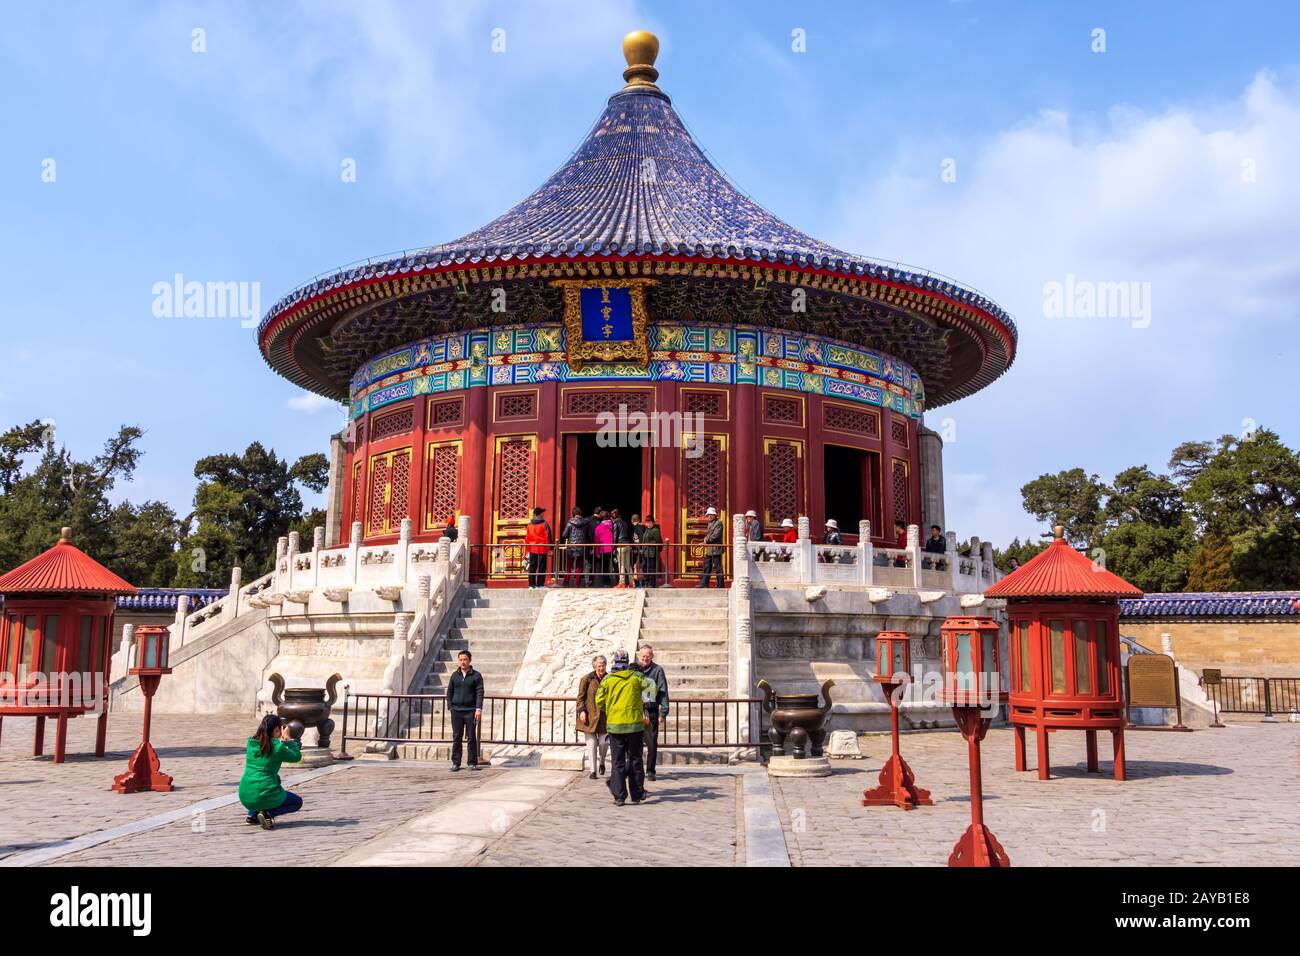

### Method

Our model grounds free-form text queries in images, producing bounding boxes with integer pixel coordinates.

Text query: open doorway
[823,444,877,537]
[564,434,649,523]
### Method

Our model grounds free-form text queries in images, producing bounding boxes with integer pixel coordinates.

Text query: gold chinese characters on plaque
[551,278,656,369]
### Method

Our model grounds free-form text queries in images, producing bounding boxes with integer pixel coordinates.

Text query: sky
[1,0,1297,546]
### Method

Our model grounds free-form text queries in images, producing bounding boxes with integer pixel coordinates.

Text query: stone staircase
[397,586,544,760]
[422,586,545,699]
[637,588,733,763]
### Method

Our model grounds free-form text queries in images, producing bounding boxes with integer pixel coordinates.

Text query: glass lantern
[130,625,172,676]
[940,616,1004,707]
[876,631,911,682]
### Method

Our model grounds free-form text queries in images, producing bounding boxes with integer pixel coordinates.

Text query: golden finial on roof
[59,526,73,544]
[621,30,660,90]
[1053,525,1064,541]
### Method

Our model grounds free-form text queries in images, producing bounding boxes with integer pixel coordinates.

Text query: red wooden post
[948,708,1010,867]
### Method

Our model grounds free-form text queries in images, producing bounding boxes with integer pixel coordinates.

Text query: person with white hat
[697,506,725,587]
[823,518,843,545]
[780,517,797,544]
[744,509,765,543]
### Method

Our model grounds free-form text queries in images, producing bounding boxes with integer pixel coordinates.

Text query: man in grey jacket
[637,644,670,780]
[696,506,725,588]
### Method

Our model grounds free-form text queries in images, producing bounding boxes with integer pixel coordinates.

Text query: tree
[174,443,329,587]
[993,536,1049,571]
[1182,429,1300,589]
[1019,468,1106,547]
[1094,465,1193,592]
[0,422,155,578]
[1167,440,1217,486]
[1185,537,1236,591]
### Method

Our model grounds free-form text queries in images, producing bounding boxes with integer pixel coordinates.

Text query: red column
[734,384,757,516]
[463,386,490,547]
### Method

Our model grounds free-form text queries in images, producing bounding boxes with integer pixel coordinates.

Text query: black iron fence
[340,690,765,755]
[1205,676,1300,717]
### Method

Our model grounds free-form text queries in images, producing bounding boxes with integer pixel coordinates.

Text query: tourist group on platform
[518,505,956,586]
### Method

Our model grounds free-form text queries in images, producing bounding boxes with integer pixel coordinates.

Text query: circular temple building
[257,32,1016,584]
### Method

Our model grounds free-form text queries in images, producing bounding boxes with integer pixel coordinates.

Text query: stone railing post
[229,566,242,619]
[172,595,189,651]
[417,574,432,651]
[313,526,325,587]
[437,536,451,566]
[946,531,961,591]
[731,513,745,579]
[797,515,813,583]
[275,535,288,591]
[731,574,754,743]
[457,514,471,545]
[858,520,873,586]
[391,612,411,694]
[398,517,412,582]
[907,524,923,587]
[980,540,994,581]
[112,623,136,687]
[349,521,362,585]
[287,531,301,591]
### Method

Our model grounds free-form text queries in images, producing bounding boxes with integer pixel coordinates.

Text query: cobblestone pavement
[1,714,266,860]
[477,767,743,867]
[4,712,1296,866]
[774,722,1300,866]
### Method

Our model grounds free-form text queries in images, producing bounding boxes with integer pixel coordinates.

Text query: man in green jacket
[595,648,660,806]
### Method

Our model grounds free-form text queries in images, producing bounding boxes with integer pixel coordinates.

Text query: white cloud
[832,72,1300,545]
[287,392,340,414]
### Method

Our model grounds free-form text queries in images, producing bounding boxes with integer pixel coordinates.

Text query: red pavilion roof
[0,528,137,596]
[986,528,1142,600]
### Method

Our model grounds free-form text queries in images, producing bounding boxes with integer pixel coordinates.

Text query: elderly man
[637,644,670,781]
[596,648,660,806]
[697,506,725,588]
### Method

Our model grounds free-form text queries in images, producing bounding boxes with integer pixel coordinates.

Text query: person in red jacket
[524,507,553,588]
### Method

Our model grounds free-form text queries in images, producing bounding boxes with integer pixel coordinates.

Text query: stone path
[3,711,1296,867]
[476,767,749,867]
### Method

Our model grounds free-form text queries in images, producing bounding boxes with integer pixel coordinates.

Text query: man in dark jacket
[697,506,725,588]
[639,515,664,587]
[559,507,593,587]
[446,650,484,770]
[923,524,948,570]
[637,644,670,780]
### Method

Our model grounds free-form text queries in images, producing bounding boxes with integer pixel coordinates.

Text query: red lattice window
[496,439,534,522]
[764,395,801,426]
[890,418,909,447]
[563,390,651,417]
[371,405,415,441]
[430,398,463,428]
[892,459,910,527]
[367,448,411,536]
[682,390,724,418]
[425,443,460,529]
[684,437,724,517]
[496,392,537,420]
[765,442,801,526]
[824,403,878,436]
[350,461,364,535]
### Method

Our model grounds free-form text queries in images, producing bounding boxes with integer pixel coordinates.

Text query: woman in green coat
[238,714,304,830]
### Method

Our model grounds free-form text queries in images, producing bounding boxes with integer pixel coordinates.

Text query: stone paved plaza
[1,712,1296,867]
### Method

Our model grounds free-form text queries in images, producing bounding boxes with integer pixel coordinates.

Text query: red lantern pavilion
[984,525,1142,781]
[255,31,1017,584]
[0,527,136,762]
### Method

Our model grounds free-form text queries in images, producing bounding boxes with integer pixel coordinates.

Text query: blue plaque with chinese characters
[579,286,634,342]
